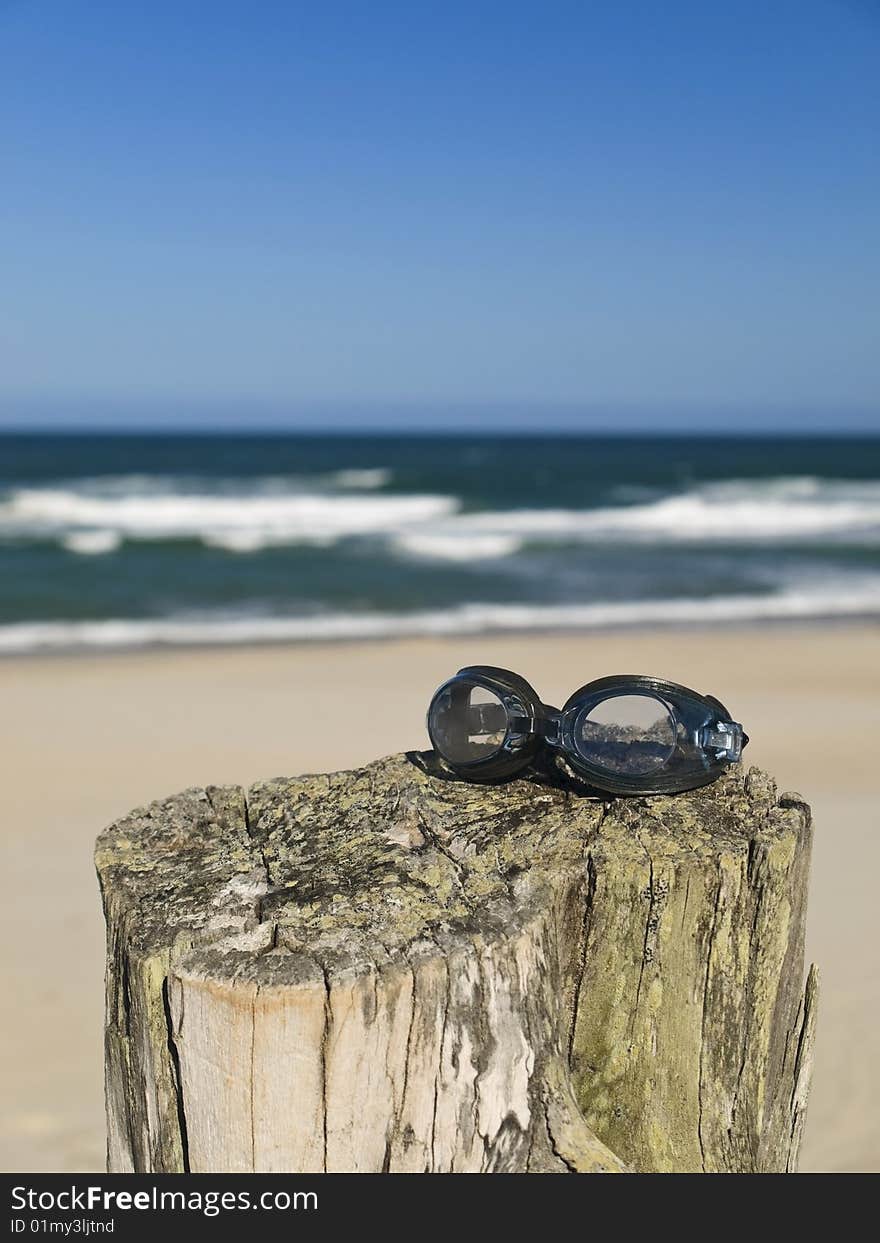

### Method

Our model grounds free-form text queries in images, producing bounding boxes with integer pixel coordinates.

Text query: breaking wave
[2,474,879,558]
[2,577,879,654]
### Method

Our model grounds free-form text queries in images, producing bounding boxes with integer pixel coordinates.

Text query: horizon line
[1,425,878,439]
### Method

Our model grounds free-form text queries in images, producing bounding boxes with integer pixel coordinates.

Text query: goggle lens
[574,693,677,776]
[428,681,510,764]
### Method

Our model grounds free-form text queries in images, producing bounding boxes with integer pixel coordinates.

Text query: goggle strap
[466,705,747,758]
[465,703,530,735]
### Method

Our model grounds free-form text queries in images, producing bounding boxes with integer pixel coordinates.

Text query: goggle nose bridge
[536,709,563,747]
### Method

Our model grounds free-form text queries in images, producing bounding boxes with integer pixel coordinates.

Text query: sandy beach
[1,622,878,1172]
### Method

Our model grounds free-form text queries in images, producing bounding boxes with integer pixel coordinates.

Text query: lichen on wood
[96,752,817,1173]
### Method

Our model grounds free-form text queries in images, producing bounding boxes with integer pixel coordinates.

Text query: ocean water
[0,432,878,653]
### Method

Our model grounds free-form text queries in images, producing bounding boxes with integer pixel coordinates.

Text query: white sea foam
[47,469,393,495]
[61,529,122,555]
[2,474,879,557]
[331,468,392,489]
[2,578,879,654]
[395,531,525,561]
[0,486,456,550]
[389,477,880,559]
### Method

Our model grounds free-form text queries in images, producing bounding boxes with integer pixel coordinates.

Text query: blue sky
[0,0,878,430]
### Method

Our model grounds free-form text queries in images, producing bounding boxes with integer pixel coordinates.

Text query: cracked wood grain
[96,752,817,1173]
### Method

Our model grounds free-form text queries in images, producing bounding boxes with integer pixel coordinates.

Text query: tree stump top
[97,752,796,984]
[96,752,816,1174]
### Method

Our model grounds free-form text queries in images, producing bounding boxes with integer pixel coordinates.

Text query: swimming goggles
[426,666,748,795]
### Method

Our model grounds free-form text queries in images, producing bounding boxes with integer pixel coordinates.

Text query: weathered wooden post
[96,752,817,1173]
